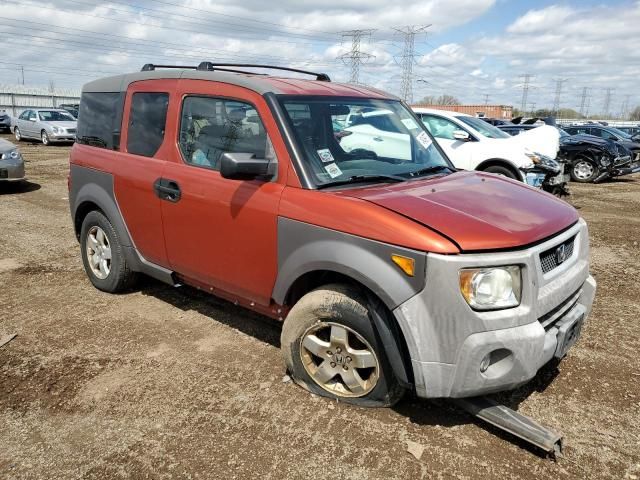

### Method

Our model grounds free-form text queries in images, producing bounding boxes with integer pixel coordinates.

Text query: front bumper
[0,158,25,181]
[49,132,76,142]
[393,219,596,398]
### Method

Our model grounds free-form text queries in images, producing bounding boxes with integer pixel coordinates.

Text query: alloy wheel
[86,226,112,280]
[42,132,49,145]
[14,128,20,141]
[300,322,379,398]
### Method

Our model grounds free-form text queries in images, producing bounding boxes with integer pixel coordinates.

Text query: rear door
[159,80,287,306]
[113,80,176,267]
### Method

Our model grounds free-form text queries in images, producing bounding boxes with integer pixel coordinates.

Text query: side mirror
[453,130,471,141]
[220,152,274,180]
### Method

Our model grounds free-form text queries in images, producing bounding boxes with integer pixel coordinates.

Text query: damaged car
[559,131,640,183]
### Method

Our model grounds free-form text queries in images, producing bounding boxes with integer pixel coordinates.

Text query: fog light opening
[479,349,513,377]
[480,354,491,373]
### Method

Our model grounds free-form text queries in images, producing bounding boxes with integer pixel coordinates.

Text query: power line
[338,30,376,84]
[394,25,430,103]
[552,78,569,115]
[518,74,534,112]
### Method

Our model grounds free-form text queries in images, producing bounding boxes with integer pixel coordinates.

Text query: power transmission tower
[529,102,537,116]
[619,94,632,119]
[518,74,534,112]
[578,87,590,117]
[602,88,614,118]
[393,25,430,103]
[20,66,24,85]
[552,78,569,115]
[338,29,376,85]
[483,94,490,106]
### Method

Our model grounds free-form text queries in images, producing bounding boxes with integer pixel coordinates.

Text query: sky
[0,0,638,115]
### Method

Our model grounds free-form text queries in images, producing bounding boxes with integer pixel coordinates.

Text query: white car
[412,108,560,182]
[339,109,418,161]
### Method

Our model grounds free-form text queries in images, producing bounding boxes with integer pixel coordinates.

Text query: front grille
[615,155,631,166]
[540,236,575,274]
[0,169,7,179]
[67,128,76,134]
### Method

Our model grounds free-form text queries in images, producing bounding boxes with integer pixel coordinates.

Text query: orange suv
[69,63,596,406]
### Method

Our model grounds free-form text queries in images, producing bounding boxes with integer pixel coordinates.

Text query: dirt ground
[0,133,639,480]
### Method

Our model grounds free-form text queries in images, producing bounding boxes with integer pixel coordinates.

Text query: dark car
[58,103,80,119]
[0,111,12,132]
[499,124,640,183]
[616,126,640,137]
[563,124,640,162]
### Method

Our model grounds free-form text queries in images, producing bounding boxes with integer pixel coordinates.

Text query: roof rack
[140,62,331,81]
[196,62,331,82]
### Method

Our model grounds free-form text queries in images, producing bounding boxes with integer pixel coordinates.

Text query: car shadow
[0,180,41,194]
[139,277,561,458]
[138,277,282,348]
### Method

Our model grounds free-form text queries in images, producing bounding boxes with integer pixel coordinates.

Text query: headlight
[52,126,60,134]
[600,156,611,167]
[459,266,522,310]
[525,151,561,174]
[1,149,21,160]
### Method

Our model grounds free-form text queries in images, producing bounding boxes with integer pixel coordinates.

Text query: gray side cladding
[273,217,427,309]
[69,164,174,285]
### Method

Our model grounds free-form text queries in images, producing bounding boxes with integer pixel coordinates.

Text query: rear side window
[76,92,125,150]
[127,92,169,157]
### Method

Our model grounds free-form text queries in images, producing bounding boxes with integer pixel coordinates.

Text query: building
[411,104,513,119]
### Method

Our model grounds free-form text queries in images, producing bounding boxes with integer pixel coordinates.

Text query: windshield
[456,116,511,139]
[38,110,76,122]
[607,127,632,140]
[279,97,453,188]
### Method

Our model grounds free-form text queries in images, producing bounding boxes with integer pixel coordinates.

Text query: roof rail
[196,62,331,82]
[141,64,197,71]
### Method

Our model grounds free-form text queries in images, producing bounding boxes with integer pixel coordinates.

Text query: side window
[126,92,169,157]
[599,129,617,140]
[19,110,30,120]
[76,92,125,150]
[421,115,460,140]
[178,96,273,171]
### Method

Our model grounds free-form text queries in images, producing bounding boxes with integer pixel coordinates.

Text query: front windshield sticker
[317,148,335,163]
[324,163,343,178]
[416,131,433,149]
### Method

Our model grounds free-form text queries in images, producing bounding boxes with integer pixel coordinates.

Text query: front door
[160,81,285,306]
[420,114,473,169]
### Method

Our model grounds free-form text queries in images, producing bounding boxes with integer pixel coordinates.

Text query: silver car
[13,108,77,145]
[0,138,25,182]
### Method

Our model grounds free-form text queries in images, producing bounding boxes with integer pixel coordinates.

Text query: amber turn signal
[391,254,415,277]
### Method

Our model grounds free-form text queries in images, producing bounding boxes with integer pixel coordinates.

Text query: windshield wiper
[409,165,455,178]
[317,174,406,189]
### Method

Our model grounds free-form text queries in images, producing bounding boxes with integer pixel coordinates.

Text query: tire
[482,164,518,179]
[281,283,405,407]
[570,158,599,183]
[14,127,21,142]
[41,130,49,146]
[80,210,137,293]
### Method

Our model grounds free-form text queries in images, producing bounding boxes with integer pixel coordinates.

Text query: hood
[619,139,640,151]
[0,138,17,153]
[501,125,560,159]
[561,133,611,147]
[338,171,578,251]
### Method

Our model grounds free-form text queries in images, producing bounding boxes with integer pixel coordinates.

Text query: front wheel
[281,284,405,407]
[41,131,49,146]
[14,127,21,141]
[570,158,599,183]
[482,164,518,179]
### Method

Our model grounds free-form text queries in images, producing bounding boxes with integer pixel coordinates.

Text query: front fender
[273,217,427,310]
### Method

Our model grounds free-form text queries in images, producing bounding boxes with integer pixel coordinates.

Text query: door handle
[153,178,181,203]
[373,136,383,142]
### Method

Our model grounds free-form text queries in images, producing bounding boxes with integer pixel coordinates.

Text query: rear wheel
[570,158,599,183]
[482,164,518,179]
[80,210,137,292]
[281,284,405,407]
